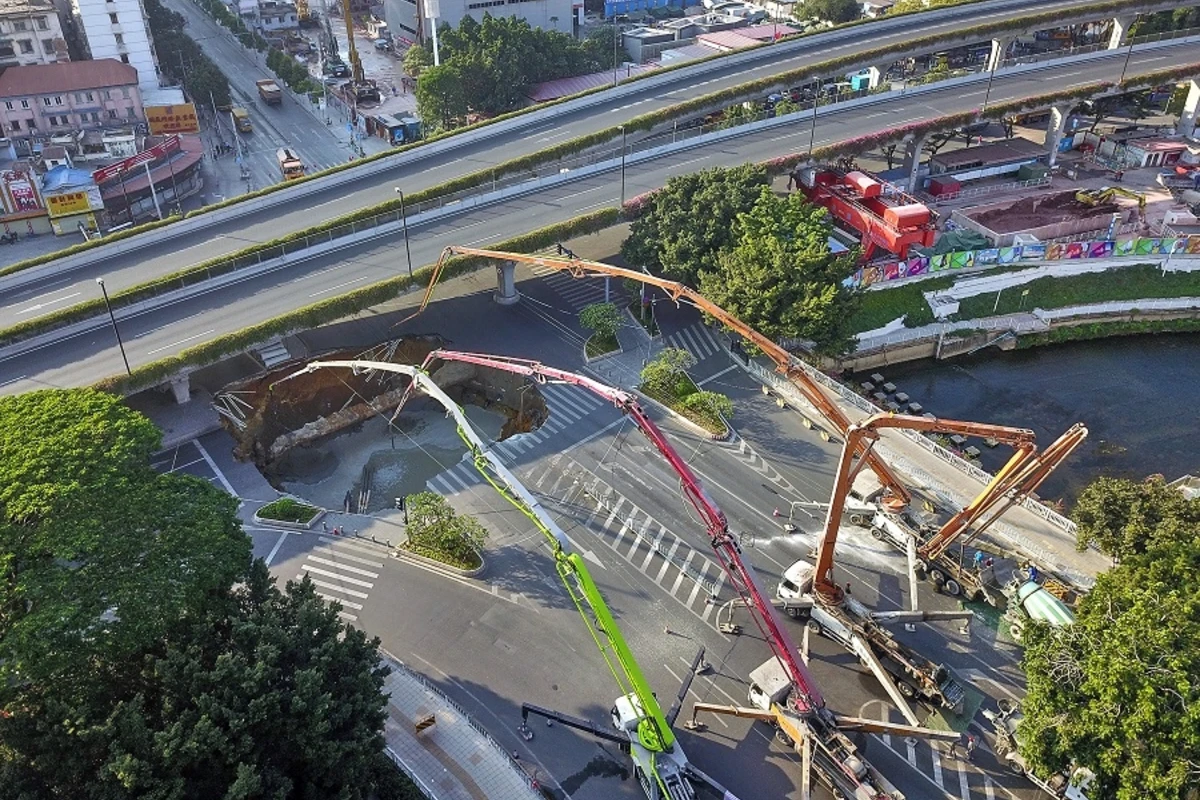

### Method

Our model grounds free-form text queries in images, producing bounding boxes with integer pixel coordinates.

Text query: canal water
[853,333,1200,505]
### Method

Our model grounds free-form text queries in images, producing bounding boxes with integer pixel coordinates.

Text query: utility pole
[96,278,131,376]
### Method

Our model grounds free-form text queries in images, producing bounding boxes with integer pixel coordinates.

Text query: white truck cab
[748,658,792,711]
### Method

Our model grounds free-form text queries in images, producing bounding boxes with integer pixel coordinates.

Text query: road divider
[0,0,1170,283]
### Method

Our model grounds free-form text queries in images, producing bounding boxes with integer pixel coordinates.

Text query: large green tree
[801,0,861,23]
[621,165,769,285]
[0,565,400,800]
[697,186,861,354]
[0,389,250,687]
[1020,511,1200,800]
[1072,475,1200,562]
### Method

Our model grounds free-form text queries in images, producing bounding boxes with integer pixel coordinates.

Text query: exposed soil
[966,190,1120,234]
[216,336,549,490]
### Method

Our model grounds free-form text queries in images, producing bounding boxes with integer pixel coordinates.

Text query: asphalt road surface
[236,269,1041,800]
[2,43,1195,395]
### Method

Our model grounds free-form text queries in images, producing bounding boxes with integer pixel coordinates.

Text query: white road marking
[147,329,215,355]
[932,748,944,785]
[193,438,238,497]
[315,592,364,610]
[0,374,27,388]
[697,364,739,387]
[264,530,289,565]
[301,564,374,587]
[18,290,81,315]
[306,555,380,578]
[304,577,370,598]
[309,276,368,297]
[557,185,605,202]
[312,548,383,568]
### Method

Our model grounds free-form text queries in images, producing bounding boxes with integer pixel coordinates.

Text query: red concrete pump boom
[405,246,914,505]
[815,413,1036,601]
[422,349,825,713]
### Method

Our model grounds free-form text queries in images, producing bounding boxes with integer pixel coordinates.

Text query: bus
[276,148,305,181]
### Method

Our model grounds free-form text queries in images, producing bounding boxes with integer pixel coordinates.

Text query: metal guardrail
[921,176,1051,204]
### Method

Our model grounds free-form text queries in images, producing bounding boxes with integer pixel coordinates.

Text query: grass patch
[850,277,951,333]
[585,332,620,358]
[627,299,660,336]
[642,374,729,436]
[1018,317,1200,348]
[257,497,320,523]
[954,264,1199,319]
[402,542,483,571]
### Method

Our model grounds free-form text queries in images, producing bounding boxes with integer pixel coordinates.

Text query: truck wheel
[786,606,802,620]
[944,579,963,597]
[774,726,794,747]
[1009,622,1024,642]
[870,527,884,540]
[806,620,822,636]
[1007,760,1026,776]
[897,681,917,699]
[929,568,947,587]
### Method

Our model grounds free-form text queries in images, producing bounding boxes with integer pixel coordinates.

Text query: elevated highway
[2,43,1195,395]
[0,0,1184,317]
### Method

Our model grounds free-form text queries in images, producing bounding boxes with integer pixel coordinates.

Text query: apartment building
[0,59,143,150]
[64,0,159,90]
[384,0,574,50]
[0,0,69,66]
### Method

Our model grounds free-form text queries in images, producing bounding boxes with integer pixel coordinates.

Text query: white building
[384,0,575,50]
[66,0,159,91]
[0,0,69,66]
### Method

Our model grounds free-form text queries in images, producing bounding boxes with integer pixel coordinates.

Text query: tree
[621,164,769,285]
[405,491,487,565]
[0,389,250,687]
[1072,475,1200,561]
[697,187,861,354]
[640,346,697,395]
[403,43,432,78]
[681,390,734,421]
[0,563,401,799]
[416,62,469,130]
[578,302,623,343]
[801,0,860,23]
[1020,530,1200,800]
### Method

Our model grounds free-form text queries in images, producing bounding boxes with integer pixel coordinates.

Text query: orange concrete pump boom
[404,246,913,503]
[814,413,1036,600]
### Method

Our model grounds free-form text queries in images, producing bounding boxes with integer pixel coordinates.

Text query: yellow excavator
[1075,186,1146,211]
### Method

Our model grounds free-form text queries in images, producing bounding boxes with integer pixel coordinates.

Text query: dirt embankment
[968,190,1120,234]
[216,337,548,474]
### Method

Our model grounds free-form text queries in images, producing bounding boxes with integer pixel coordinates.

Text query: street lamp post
[1118,15,1140,84]
[807,93,820,158]
[394,187,414,277]
[619,125,627,206]
[96,278,131,376]
[981,45,1002,117]
[613,22,620,87]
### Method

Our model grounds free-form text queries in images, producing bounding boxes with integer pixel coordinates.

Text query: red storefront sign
[92,135,182,184]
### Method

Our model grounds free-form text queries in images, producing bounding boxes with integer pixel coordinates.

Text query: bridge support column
[986,36,1013,73]
[1177,79,1200,137]
[494,260,520,306]
[1108,15,1136,49]
[901,132,927,193]
[1044,103,1072,167]
[169,375,191,405]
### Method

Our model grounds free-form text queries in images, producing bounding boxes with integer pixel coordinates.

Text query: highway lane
[0,0,1162,304]
[3,44,1193,394]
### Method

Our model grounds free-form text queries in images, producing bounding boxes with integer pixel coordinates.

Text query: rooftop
[0,0,55,14]
[0,60,138,97]
[930,138,1045,170]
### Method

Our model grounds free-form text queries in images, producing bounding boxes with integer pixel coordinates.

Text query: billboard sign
[45,187,102,218]
[92,135,181,184]
[146,104,200,135]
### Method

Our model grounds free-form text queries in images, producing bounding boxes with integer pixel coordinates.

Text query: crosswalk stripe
[983,775,996,800]
[641,526,665,570]
[428,474,454,494]
[305,578,370,599]
[440,468,473,492]
[312,548,383,568]
[906,738,918,767]
[685,561,710,606]
[338,611,358,621]
[955,760,970,799]
[302,564,374,588]
[670,551,695,595]
[306,555,379,578]
[545,386,597,418]
[626,518,651,560]
[656,539,680,582]
[316,535,389,556]
[931,749,944,786]
[314,592,365,610]
[611,518,630,550]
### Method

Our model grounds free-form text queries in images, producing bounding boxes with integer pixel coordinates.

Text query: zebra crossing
[544,460,730,628]
[664,321,722,362]
[528,262,625,311]
[295,535,387,623]
[869,728,1004,800]
[426,382,610,495]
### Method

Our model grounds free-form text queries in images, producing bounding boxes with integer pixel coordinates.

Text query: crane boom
[279,359,692,798]
[815,413,1037,599]
[404,246,914,506]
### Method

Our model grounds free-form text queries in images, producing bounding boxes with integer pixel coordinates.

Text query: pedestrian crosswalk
[426,382,610,495]
[296,535,387,623]
[664,321,722,362]
[528,262,626,311]
[867,726,1003,800]
[547,461,730,628]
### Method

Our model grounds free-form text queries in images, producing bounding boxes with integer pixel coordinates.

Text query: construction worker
[965,733,977,761]
[973,550,985,571]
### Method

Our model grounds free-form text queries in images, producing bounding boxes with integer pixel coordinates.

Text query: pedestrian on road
[965,734,977,761]
[844,581,852,596]
[322,520,328,532]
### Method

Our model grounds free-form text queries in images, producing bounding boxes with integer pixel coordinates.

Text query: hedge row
[92,208,620,395]
[0,214,180,279]
[0,0,1155,282]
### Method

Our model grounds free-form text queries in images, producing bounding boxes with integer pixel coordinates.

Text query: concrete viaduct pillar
[1108,15,1136,49]
[1178,79,1200,138]
[1044,103,1072,167]
[494,260,520,305]
[169,375,191,404]
[986,37,1013,73]
[866,66,883,90]
[901,132,928,193]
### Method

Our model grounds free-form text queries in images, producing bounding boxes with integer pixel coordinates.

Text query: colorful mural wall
[847,236,1200,288]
